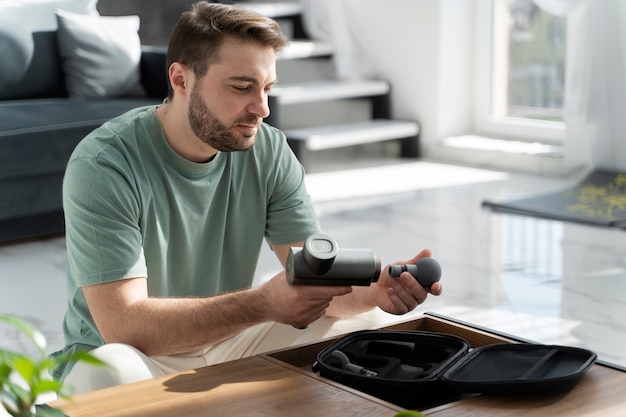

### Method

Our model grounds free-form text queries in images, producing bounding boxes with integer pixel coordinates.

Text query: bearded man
[54,1,442,393]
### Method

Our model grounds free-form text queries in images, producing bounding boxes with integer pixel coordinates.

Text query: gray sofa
[0,0,167,242]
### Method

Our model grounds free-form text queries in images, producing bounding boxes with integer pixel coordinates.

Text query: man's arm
[82,269,352,357]
[82,277,269,356]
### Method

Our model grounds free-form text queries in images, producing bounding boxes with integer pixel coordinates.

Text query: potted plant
[0,314,107,417]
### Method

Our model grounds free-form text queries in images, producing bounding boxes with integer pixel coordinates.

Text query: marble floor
[2,155,626,373]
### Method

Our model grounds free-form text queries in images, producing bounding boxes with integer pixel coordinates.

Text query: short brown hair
[165,1,289,99]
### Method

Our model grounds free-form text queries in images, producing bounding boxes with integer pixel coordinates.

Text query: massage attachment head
[388,257,442,287]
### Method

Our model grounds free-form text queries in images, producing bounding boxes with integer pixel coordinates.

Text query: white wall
[342,0,474,151]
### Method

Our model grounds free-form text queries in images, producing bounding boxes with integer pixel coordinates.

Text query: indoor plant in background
[0,314,106,417]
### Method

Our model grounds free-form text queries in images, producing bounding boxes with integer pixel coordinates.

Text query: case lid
[442,343,597,395]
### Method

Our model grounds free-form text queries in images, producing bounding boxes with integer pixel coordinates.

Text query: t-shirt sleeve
[262,127,322,245]
[63,151,147,287]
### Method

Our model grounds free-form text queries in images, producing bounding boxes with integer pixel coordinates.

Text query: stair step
[270,80,390,105]
[284,119,420,151]
[278,40,334,61]
[236,1,301,18]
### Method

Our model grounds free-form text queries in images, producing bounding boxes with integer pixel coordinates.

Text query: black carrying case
[312,330,597,409]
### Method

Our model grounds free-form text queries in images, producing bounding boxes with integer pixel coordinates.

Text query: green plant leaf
[394,412,427,417]
[0,349,25,366]
[0,390,18,410]
[57,351,109,368]
[0,362,12,380]
[1,397,21,417]
[35,404,67,417]
[36,357,57,371]
[5,380,32,409]
[31,379,64,399]
[0,315,46,354]
[0,314,110,415]
[13,357,36,385]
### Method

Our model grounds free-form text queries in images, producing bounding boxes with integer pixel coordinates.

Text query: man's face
[187,37,277,153]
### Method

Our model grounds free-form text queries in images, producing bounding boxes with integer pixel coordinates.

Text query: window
[474,0,567,143]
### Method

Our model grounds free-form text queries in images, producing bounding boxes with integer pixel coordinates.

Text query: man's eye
[233,86,249,92]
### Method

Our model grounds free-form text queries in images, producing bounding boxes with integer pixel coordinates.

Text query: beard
[187,83,259,152]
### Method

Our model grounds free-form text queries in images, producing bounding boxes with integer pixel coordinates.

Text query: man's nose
[248,92,271,119]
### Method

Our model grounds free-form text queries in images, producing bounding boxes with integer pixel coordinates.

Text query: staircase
[237,1,420,169]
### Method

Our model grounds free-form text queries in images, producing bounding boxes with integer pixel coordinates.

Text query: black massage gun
[286,233,381,286]
[286,233,442,287]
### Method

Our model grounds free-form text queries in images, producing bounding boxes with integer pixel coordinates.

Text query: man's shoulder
[70,106,157,161]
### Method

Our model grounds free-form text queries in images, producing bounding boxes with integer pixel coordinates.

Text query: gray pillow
[56,10,145,99]
[0,0,97,100]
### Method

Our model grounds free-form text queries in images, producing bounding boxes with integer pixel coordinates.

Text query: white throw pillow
[56,9,145,99]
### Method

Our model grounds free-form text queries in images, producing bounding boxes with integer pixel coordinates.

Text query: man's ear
[168,62,192,97]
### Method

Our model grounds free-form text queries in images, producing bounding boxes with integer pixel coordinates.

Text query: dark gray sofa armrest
[140,45,168,100]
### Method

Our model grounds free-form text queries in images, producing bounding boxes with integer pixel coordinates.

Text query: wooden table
[50,314,626,416]
[51,355,401,417]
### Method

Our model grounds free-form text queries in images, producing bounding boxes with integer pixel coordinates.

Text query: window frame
[473,0,566,144]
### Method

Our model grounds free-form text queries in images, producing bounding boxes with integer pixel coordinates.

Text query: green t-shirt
[54,106,320,378]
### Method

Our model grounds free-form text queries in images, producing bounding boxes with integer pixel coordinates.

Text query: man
[53,1,442,392]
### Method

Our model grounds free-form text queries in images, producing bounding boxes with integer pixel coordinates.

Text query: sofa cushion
[56,10,145,99]
[0,98,160,180]
[0,173,67,220]
[0,0,98,100]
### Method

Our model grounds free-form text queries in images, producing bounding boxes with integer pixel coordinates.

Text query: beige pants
[63,311,388,395]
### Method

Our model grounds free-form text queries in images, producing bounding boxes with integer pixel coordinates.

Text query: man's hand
[258,270,352,328]
[369,249,443,315]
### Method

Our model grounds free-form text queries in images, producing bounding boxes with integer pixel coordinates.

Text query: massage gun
[286,233,442,287]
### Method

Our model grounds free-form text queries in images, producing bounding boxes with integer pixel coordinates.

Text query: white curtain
[298,0,378,80]
[536,0,626,171]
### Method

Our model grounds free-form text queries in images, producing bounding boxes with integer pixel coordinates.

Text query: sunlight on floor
[305,161,509,203]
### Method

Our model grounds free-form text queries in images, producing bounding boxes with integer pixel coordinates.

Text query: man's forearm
[98,287,270,356]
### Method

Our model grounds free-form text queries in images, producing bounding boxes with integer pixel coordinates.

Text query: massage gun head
[388,257,442,287]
